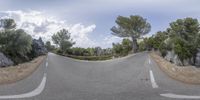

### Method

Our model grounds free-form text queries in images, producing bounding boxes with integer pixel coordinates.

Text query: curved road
[0,52,200,100]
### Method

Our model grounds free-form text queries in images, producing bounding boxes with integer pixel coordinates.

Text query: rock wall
[195,49,200,66]
[164,51,189,66]
[31,37,47,57]
[0,52,14,67]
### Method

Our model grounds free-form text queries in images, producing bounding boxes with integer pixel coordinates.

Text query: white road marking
[160,93,200,99]
[46,62,48,68]
[0,73,47,99]
[149,70,158,88]
[149,58,151,64]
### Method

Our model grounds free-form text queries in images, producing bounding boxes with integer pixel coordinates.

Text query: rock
[173,55,183,66]
[195,49,200,66]
[31,37,47,57]
[0,52,14,67]
[164,51,174,62]
[164,50,189,66]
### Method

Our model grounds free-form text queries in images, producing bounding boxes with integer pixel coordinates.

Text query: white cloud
[0,10,98,48]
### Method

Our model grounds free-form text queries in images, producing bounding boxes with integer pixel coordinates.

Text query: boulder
[0,52,14,67]
[164,51,174,62]
[164,50,189,66]
[195,49,200,66]
[31,37,47,57]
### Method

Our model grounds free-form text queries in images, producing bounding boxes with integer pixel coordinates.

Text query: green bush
[0,29,32,64]
[173,37,192,62]
[65,55,113,61]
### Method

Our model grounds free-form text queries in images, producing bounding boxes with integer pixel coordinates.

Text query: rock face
[164,50,189,66]
[32,37,47,57]
[195,49,200,66]
[0,52,14,67]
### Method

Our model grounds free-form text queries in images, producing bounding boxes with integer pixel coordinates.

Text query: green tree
[153,31,168,50]
[0,29,32,63]
[112,43,123,56]
[121,39,132,54]
[0,19,16,29]
[45,41,55,52]
[168,18,200,64]
[111,15,151,52]
[52,29,75,53]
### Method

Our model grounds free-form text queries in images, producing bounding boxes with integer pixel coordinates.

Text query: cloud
[0,10,98,48]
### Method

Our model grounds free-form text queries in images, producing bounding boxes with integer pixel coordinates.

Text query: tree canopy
[111,15,151,52]
[52,29,75,53]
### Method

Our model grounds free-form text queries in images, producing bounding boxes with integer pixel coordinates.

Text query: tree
[168,18,200,64]
[0,19,16,29]
[52,29,75,53]
[112,43,123,56]
[121,39,132,54]
[0,29,32,63]
[45,41,55,52]
[111,15,151,52]
[153,31,168,50]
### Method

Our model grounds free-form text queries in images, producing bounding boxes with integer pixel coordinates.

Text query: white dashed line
[160,93,200,99]
[0,73,47,99]
[149,58,151,64]
[149,70,158,88]
[46,62,48,68]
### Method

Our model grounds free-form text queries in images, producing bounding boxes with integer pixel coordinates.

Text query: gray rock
[164,50,189,66]
[195,49,200,66]
[32,37,47,57]
[0,52,14,67]
[164,51,174,62]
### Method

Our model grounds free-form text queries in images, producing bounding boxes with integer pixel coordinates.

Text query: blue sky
[1,0,200,48]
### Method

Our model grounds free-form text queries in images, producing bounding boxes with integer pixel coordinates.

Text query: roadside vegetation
[0,19,47,67]
[48,15,150,60]
[47,15,200,65]
[139,18,200,67]
[1,16,199,65]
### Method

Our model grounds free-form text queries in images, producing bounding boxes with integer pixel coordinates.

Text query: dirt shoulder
[150,52,200,84]
[0,55,46,85]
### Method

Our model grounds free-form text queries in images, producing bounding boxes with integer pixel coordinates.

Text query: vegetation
[111,15,151,53]
[52,29,75,54]
[139,17,200,65]
[112,39,132,56]
[45,41,56,52]
[65,55,112,61]
[0,19,33,63]
[1,16,199,64]
[0,18,47,65]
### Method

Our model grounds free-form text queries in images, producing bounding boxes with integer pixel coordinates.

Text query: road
[0,52,200,100]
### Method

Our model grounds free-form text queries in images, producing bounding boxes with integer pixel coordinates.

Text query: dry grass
[150,52,200,84]
[0,56,46,85]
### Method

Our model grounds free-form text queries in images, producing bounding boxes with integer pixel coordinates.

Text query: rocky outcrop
[0,52,14,67]
[164,51,189,66]
[31,37,47,57]
[195,49,200,66]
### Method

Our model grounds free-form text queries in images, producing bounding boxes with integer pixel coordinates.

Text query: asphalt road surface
[0,52,200,100]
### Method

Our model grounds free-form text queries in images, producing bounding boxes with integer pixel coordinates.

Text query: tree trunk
[131,37,138,53]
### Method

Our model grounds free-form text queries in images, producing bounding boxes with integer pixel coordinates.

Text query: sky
[0,0,200,48]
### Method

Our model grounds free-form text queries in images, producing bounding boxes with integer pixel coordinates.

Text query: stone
[164,50,189,66]
[0,52,14,67]
[31,37,47,57]
[195,49,200,66]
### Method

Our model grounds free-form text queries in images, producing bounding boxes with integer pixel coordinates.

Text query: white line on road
[149,70,158,88]
[46,62,48,68]
[160,93,200,99]
[0,73,47,99]
[149,58,151,64]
